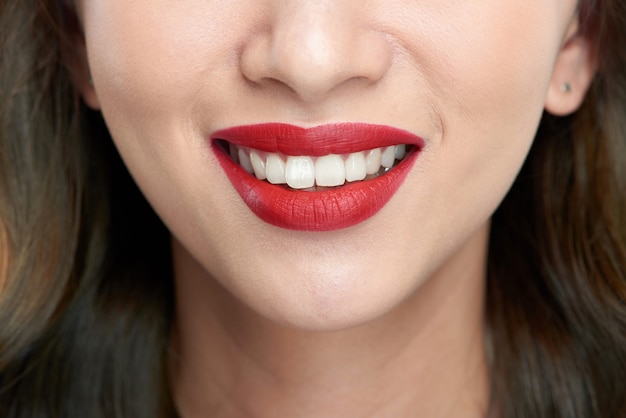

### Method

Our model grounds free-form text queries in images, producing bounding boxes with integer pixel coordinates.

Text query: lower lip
[212,144,420,232]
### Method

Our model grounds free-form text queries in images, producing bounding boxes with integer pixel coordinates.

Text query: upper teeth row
[230,144,407,189]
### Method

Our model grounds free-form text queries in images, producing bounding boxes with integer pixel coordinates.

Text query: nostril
[240,35,272,85]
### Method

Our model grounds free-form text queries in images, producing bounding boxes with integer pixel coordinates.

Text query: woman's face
[75,0,590,329]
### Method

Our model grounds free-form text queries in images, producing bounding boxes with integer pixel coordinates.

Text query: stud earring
[561,82,572,93]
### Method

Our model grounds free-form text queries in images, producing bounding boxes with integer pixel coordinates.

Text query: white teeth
[315,154,345,187]
[381,146,395,168]
[395,144,406,160]
[250,150,266,180]
[286,156,315,189]
[266,154,286,184]
[229,144,410,188]
[238,148,254,174]
[344,152,367,182]
[365,148,382,175]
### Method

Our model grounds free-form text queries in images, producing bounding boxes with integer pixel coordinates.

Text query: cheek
[83,1,256,132]
[425,3,563,196]
[80,7,214,253]
[427,2,561,123]
[389,2,568,262]
[82,2,248,218]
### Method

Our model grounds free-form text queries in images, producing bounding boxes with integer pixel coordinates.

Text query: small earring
[561,82,572,93]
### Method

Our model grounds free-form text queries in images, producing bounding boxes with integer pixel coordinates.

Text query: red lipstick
[211,123,424,231]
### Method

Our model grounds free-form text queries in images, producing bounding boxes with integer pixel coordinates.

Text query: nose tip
[240,8,392,103]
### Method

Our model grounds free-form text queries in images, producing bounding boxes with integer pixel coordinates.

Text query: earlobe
[65,36,100,110]
[544,19,598,116]
[75,58,100,110]
[78,72,101,110]
[61,2,100,110]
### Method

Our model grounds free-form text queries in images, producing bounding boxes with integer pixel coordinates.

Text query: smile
[211,123,424,231]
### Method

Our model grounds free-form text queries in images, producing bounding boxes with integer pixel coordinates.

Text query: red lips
[211,123,424,231]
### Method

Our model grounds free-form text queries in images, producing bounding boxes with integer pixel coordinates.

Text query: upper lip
[210,123,425,156]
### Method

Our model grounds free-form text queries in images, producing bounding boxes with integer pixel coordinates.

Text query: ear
[544,16,598,116]
[61,2,100,110]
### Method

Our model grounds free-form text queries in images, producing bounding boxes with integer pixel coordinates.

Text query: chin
[251,292,402,332]
[225,252,418,332]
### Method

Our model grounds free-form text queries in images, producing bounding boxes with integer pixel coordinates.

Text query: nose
[240,1,392,103]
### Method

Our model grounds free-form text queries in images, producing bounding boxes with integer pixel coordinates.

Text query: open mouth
[210,123,424,231]
[216,140,414,191]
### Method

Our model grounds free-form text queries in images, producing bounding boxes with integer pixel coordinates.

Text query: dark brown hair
[0,0,624,417]
[487,1,626,415]
[0,1,174,416]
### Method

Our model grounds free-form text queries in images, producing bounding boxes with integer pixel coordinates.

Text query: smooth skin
[68,1,596,416]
